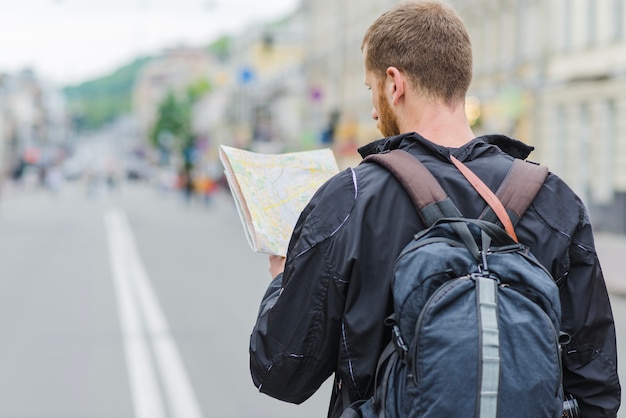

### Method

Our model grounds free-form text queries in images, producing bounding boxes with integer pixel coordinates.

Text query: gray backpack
[343,150,577,418]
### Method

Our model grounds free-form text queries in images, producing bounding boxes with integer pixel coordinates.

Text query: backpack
[342,149,571,418]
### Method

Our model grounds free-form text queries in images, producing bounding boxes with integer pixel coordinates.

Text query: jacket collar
[358,132,534,161]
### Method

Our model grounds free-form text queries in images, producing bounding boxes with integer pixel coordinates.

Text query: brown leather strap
[490,159,549,220]
[363,150,461,226]
[450,155,518,242]
[366,151,447,208]
[365,151,547,241]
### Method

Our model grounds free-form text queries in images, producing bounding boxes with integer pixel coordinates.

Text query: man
[249,1,621,417]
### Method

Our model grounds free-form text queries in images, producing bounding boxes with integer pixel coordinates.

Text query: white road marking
[105,209,166,418]
[105,208,203,418]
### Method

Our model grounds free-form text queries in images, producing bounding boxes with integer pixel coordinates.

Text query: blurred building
[459,0,626,232]
[118,0,620,231]
[301,0,398,162]
[299,0,626,232]
[0,70,68,178]
[214,7,306,153]
[132,47,214,141]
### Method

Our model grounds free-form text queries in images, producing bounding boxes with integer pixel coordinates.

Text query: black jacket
[250,133,621,417]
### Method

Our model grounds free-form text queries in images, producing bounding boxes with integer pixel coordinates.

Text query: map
[219,145,340,256]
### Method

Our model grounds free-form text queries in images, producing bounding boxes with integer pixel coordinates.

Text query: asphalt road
[0,181,332,418]
[0,179,623,417]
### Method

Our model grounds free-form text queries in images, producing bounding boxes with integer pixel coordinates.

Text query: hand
[269,255,286,278]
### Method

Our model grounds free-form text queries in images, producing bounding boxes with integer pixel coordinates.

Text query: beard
[376,91,400,137]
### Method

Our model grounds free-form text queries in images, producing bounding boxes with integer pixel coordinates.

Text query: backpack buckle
[391,324,409,361]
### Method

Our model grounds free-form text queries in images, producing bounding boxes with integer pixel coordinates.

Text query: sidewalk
[595,233,626,296]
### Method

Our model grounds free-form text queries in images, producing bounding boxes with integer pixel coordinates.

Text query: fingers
[268,255,286,278]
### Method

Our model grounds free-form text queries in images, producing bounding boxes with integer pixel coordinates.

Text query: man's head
[362,1,472,109]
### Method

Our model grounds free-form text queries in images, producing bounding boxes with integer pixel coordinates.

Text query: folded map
[219,145,340,256]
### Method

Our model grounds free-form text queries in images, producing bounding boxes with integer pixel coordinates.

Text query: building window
[482,17,496,73]
[577,103,591,204]
[594,100,616,203]
[586,0,597,47]
[500,8,511,69]
[563,0,573,51]
[515,0,527,62]
[554,105,566,176]
[614,0,624,40]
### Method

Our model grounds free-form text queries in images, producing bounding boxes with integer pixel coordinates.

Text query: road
[0,181,332,418]
[0,179,623,417]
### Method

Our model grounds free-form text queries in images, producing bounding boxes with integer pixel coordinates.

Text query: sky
[0,0,299,87]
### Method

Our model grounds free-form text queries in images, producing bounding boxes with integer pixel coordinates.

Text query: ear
[386,67,405,106]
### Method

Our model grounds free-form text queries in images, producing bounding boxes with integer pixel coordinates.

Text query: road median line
[105,208,203,418]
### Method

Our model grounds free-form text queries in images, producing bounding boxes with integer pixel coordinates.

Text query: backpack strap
[451,155,519,242]
[363,150,547,243]
[479,159,548,228]
[362,150,462,227]
[364,150,483,259]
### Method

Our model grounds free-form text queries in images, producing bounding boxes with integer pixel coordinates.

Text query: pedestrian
[249,2,621,417]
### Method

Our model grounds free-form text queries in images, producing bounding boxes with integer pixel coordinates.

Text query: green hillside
[62,37,231,132]
[63,56,152,131]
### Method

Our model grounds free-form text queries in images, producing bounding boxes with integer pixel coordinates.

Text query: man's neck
[399,99,475,148]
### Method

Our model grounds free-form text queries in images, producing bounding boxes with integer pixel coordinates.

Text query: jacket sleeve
[560,211,621,417]
[249,169,356,404]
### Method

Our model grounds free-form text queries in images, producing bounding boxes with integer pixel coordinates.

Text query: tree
[150,78,211,168]
[150,91,192,155]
